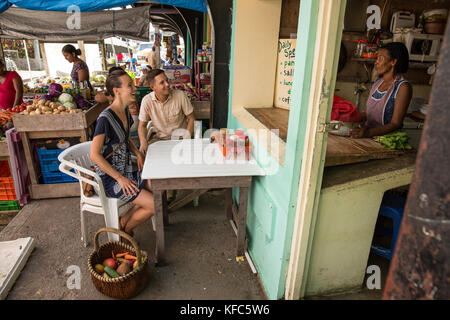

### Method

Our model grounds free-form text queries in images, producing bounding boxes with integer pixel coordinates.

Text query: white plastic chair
[58,141,155,247]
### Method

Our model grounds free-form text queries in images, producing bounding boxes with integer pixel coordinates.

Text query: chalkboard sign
[273,39,296,110]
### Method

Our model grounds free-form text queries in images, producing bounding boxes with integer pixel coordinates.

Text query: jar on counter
[355,39,368,58]
[363,44,378,59]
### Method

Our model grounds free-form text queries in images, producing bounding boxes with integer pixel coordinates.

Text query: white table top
[142,139,265,179]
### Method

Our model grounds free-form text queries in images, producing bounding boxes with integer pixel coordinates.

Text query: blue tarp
[0,0,207,14]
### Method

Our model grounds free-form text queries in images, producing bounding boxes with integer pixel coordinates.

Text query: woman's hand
[349,124,369,138]
[116,175,139,197]
[136,151,145,171]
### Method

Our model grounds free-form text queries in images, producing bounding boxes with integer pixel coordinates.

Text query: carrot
[133,260,138,268]
[116,252,129,258]
[124,254,137,260]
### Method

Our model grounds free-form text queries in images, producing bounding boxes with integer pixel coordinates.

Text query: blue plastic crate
[37,148,64,173]
[36,148,77,184]
[41,171,77,184]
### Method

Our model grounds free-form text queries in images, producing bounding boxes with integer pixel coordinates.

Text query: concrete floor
[0,190,266,300]
[0,189,390,300]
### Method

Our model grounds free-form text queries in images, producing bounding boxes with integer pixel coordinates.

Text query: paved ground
[0,190,266,300]
[0,189,389,300]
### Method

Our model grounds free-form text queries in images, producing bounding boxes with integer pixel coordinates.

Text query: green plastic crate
[135,86,152,105]
[0,200,19,211]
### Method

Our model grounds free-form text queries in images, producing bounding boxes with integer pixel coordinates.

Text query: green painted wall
[227,0,319,299]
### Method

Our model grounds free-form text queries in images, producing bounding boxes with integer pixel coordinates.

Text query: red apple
[103,258,117,269]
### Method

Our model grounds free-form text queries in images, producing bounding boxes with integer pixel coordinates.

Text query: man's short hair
[147,69,165,85]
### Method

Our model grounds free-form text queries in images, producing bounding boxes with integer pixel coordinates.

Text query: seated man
[138,69,195,155]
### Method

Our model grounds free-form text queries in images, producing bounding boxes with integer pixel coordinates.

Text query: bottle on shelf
[84,80,91,100]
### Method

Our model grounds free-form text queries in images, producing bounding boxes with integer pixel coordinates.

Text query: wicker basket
[88,228,149,299]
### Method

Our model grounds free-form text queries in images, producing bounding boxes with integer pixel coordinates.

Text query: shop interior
[244,0,448,296]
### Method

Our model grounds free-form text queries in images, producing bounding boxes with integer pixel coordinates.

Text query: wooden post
[77,40,86,62]
[99,40,107,71]
[39,42,50,76]
[0,37,5,66]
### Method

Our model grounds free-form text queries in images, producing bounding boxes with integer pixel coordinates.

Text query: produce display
[94,251,144,279]
[375,132,413,150]
[19,86,93,116]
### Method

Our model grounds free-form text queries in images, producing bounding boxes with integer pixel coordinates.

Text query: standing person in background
[127,53,138,73]
[147,46,158,69]
[62,44,93,91]
[116,52,124,64]
[0,59,23,109]
[350,42,412,138]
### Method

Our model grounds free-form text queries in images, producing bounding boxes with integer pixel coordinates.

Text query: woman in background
[62,44,93,91]
[350,42,412,138]
[0,59,23,109]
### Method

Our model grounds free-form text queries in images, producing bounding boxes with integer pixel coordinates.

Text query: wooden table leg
[236,187,249,258]
[225,188,233,221]
[153,190,166,265]
[162,190,169,225]
[20,132,38,185]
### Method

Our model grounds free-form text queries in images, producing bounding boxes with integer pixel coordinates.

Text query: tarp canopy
[0,0,207,14]
[0,7,153,41]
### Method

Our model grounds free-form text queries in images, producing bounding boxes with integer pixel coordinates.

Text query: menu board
[273,39,296,110]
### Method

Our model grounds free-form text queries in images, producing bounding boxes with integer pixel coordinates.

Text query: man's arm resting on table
[138,120,149,154]
[186,112,195,137]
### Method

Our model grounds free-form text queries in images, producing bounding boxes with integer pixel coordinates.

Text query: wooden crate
[12,103,106,199]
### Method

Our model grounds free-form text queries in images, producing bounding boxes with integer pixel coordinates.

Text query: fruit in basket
[102,272,110,279]
[104,266,120,278]
[116,261,131,276]
[103,258,117,269]
[94,264,105,274]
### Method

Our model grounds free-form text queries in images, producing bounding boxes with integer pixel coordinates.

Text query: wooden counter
[12,103,107,199]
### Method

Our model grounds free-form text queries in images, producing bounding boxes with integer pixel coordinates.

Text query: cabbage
[48,83,63,97]
[63,101,77,109]
[58,93,74,104]
[39,94,54,101]
[73,94,90,110]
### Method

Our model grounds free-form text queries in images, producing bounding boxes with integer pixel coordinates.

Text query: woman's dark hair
[108,66,124,74]
[62,44,82,56]
[105,69,129,98]
[380,42,409,74]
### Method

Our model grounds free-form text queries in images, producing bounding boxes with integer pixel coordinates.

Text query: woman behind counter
[0,59,23,109]
[62,44,93,92]
[350,42,412,138]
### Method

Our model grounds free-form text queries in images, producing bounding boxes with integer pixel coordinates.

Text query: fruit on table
[104,266,120,278]
[103,258,117,269]
[94,264,104,274]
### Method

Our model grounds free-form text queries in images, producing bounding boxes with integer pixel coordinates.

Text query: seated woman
[0,59,23,109]
[90,69,154,237]
[350,42,412,138]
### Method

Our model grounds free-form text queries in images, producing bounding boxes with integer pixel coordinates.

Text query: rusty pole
[382,22,450,300]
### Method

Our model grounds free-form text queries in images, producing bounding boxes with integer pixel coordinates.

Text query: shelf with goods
[194,60,212,101]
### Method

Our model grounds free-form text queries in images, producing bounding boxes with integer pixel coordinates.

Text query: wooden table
[142,139,265,265]
[12,103,107,199]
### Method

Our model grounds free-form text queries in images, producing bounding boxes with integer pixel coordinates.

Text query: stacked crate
[0,160,19,211]
[36,148,77,184]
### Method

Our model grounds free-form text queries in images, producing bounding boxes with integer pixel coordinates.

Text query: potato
[58,106,66,111]
[22,110,29,115]
[74,109,82,113]
[38,99,45,106]
[69,109,77,114]
[44,111,52,115]
[45,100,51,107]
[27,105,35,111]
[53,110,60,114]
[29,111,37,115]
[35,109,41,115]
[42,106,51,112]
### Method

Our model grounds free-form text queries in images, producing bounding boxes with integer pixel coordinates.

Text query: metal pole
[382,21,450,300]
